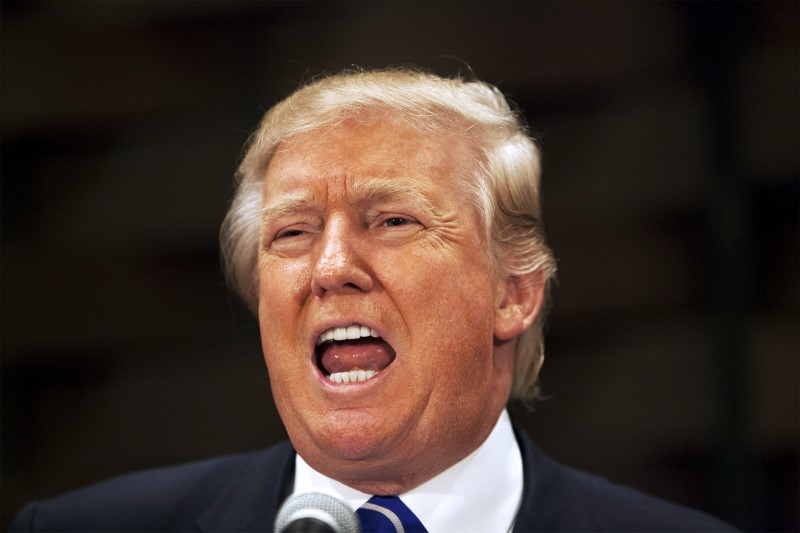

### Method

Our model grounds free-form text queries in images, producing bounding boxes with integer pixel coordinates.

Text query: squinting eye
[384,217,411,227]
[276,229,305,239]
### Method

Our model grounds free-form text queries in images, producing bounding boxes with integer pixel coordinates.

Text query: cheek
[423,264,496,325]
[258,264,310,381]
[403,264,497,368]
[258,257,311,314]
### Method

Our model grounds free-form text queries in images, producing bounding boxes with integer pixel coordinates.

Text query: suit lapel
[196,441,295,532]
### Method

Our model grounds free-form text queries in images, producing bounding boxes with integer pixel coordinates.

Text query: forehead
[261,119,475,198]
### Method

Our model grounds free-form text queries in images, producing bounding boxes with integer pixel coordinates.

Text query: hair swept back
[220,67,557,404]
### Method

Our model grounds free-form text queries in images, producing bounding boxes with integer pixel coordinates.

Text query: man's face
[258,118,516,493]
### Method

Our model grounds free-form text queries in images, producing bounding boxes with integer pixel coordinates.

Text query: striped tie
[356,495,428,533]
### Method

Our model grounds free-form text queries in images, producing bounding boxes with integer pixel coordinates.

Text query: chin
[324,436,384,461]
[323,424,392,460]
[302,413,403,464]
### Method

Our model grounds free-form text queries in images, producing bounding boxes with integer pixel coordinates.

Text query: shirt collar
[293,409,523,533]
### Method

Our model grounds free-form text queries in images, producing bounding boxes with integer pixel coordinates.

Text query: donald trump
[11,68,732,532]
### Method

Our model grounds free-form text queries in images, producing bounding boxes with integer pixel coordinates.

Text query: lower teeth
[328,369,378,384]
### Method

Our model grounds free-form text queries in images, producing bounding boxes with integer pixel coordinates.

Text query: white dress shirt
[293,409,523,533]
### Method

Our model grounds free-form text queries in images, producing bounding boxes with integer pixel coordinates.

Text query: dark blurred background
[2,1,797,530]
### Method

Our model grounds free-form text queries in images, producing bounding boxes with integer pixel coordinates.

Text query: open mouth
[315,324,396,384]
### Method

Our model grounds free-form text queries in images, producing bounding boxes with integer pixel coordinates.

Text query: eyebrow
[260,191,319,230]
[350,178,440,219]
[260,177,441,230]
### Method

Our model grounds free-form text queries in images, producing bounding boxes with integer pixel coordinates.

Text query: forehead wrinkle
[349,178,440,219]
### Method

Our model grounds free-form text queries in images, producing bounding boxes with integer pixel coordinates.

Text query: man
[10,69,732,532]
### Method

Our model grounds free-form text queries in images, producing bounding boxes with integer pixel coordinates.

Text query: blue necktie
[356,495,428,533]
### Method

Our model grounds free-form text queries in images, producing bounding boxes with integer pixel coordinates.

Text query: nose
[311,218,373,297]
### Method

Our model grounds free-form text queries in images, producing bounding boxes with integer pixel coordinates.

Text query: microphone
[274,492,361,533]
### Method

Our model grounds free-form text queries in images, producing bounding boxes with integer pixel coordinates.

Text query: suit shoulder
[9,441,294,532]
[558,465,735,532]
[513,427,736,532]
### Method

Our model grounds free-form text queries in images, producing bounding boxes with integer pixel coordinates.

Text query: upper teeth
[316,324,380,345]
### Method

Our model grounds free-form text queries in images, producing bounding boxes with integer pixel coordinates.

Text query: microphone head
[275,492,361,533]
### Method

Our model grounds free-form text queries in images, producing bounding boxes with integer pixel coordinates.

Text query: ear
[494,270,546,341]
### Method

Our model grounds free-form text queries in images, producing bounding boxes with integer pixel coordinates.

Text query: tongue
[319,339,395,375]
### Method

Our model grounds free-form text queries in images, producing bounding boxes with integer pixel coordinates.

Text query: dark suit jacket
[10,427,734,532]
